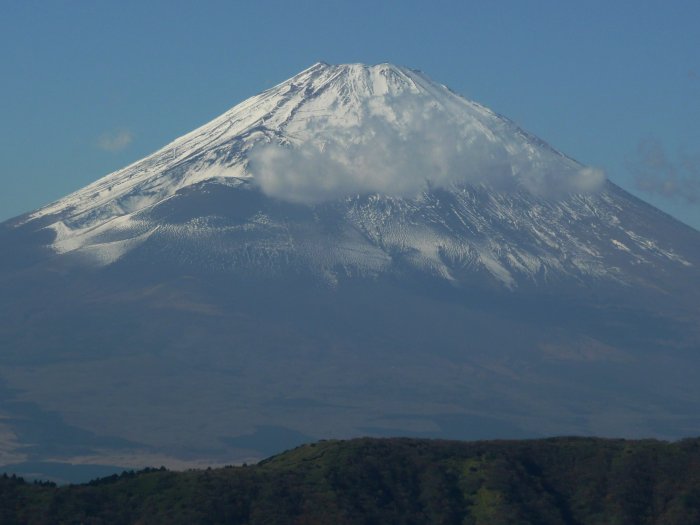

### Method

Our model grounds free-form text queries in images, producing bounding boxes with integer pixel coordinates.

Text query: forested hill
[2,437,700,524]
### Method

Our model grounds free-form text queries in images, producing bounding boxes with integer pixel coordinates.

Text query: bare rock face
[1,63,699,475]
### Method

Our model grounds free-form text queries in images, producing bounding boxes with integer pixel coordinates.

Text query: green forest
[2,437,700,524]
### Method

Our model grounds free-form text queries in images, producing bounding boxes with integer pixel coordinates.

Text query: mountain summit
[1,63,699,474]
[28,62,599,220]
[17,63,691,289]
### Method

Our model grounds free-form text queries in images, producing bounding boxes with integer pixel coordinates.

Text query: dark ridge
[2,436,700,524]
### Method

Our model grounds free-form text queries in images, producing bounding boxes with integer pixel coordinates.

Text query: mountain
[4,437,700,524]
[12,62,692,286]
[1,63,699,476]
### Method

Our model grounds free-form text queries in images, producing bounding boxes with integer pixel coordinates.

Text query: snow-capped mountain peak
[17,63,693,287]
[27,63,589,223]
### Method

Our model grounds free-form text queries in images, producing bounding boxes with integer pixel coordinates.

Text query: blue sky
[1,0,699,229]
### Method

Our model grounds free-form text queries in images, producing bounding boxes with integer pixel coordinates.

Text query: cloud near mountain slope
[249,94,605,203]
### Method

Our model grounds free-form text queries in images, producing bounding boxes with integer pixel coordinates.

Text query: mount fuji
[1,63,699,473]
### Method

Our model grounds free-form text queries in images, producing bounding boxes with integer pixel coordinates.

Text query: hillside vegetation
[2,437,700,524]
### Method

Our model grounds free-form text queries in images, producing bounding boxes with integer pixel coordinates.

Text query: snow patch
[611,239,631,253]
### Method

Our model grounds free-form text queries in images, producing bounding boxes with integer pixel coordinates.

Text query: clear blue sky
[2,0,699,229]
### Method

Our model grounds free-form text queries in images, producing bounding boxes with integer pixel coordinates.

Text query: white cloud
[248,95,604,204]
[98,130,133,152]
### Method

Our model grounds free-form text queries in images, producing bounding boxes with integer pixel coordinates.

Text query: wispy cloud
[629,138,700,203]
[249,95,604,204]
[97,129,133,152]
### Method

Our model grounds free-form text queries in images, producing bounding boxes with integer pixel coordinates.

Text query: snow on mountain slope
[20,63,693,286]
